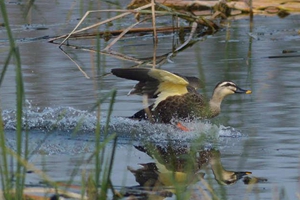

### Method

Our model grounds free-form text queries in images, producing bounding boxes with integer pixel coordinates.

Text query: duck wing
[128,74,201,97]
[111,68,198,109]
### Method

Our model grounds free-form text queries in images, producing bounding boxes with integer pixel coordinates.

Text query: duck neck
[208,92,224,117]
[210,154,233,185]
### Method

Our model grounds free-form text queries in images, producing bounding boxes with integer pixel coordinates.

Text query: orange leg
[176,122,190,131]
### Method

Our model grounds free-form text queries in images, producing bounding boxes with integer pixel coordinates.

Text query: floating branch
[48,1,222,78]
[49,2,220,44]
[49,26,199,42]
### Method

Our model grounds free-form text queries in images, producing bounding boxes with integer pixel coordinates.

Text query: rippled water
[1,1,300,199]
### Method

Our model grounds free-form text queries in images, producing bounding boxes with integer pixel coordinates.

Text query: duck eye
[223,83,235,88]
[225,83,231,87]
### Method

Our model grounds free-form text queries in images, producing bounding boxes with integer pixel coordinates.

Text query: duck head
[212,81,252,100]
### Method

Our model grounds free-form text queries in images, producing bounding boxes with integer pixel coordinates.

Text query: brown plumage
[111,67,251,123]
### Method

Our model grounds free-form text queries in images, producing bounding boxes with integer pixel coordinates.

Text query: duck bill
[235,171,252,179]
[235,86,252,94]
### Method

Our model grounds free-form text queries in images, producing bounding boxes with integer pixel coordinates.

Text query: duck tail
[128,105,154,121]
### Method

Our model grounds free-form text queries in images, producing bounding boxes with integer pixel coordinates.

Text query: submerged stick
[51,26,192,41]
[60,48,90,79]
[167,21,198,62]
[103,17,150,51]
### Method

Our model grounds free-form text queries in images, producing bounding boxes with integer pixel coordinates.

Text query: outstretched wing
[111,68,192,109]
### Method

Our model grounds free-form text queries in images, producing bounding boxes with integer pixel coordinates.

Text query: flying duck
[111,67,251,125]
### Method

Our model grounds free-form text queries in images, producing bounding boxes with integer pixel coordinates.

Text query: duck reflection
[123,144,255,199]
[208,150,251,185]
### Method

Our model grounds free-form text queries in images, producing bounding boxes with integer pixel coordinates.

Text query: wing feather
[112,68,192,109]
[147,68,189,109]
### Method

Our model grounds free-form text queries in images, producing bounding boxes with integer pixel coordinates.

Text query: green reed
[89,89,118,199]
[0,1,119,198]
[95,38,117,200]
[83,29,118,199]
[0,1,27,199]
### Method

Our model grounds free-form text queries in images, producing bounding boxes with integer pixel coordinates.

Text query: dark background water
[1,1,300,199]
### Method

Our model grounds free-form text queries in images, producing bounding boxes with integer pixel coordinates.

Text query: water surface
[1,1,300,199]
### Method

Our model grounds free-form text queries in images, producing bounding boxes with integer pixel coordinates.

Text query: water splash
[2,106,242,140]
[2,106,245,155]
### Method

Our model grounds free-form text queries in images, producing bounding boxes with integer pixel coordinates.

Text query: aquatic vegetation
[0,1,27,199]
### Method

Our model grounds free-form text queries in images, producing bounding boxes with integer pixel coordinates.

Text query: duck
[111,67,251,125]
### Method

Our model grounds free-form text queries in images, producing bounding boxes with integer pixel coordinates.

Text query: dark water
[1,1,300,199]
